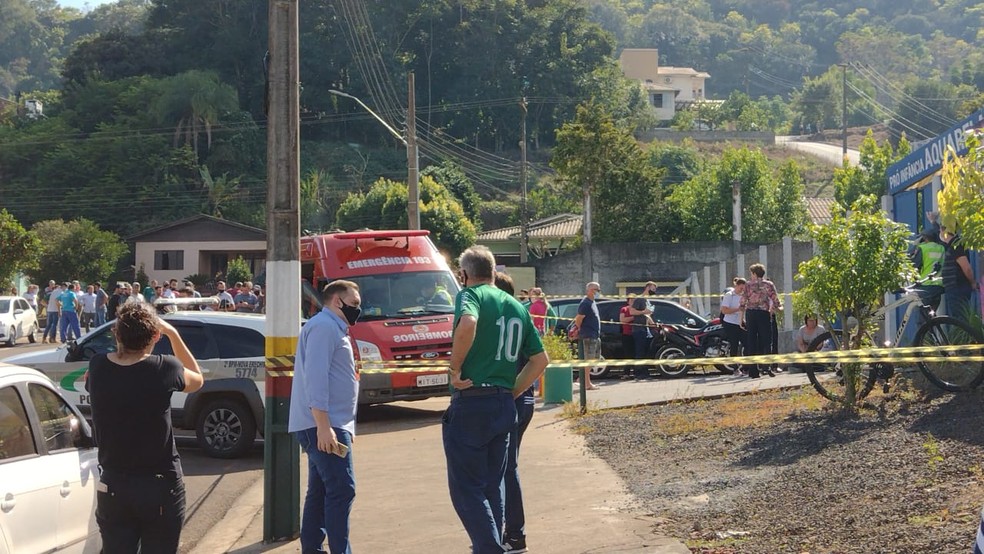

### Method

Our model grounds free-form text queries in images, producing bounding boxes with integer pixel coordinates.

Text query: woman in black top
[85,302,204,554]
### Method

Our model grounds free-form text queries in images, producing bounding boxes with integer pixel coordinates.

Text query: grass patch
[654,386,822,437]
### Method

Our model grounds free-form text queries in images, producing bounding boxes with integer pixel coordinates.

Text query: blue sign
[886,108,984,196]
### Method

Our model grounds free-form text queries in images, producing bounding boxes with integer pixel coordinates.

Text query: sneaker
[503,536,528,553]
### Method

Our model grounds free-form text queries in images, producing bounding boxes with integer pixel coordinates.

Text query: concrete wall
[532,238,816,352]
[638,130,775,144]
[531,241,747,295]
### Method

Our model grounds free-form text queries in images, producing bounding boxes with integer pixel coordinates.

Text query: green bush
[225,256,253,284]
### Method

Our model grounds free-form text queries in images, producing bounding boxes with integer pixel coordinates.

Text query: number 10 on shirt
[495,316,523,362]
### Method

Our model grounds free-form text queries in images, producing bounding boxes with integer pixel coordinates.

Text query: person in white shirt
[79,285,98,332]
[22,284,39,311]
[720,277,747,376]
[208,281,236,312]
[794,315,827,353]
[43,284,63,343]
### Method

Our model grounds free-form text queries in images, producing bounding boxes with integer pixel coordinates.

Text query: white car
[0,297,39,347]
[4,311,267,459]
[0,362,100,553]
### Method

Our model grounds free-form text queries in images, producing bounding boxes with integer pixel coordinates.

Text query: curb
[187,476,265,554]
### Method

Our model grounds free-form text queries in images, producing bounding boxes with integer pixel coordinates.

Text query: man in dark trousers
[445,245,548,554]
[940,225,979,321]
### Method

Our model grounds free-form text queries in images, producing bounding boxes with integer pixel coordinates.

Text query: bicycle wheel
[805,331,879,403]
[914,316,984,392]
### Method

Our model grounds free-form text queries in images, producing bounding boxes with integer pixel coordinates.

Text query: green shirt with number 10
[453,283,544,389]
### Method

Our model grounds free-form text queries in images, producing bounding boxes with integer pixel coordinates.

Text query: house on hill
[619,48,711,121]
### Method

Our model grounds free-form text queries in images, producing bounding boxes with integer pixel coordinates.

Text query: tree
[335,176,476,257]
[551,102,672,243]
[939,132,984,250]
[0,209,40,284]
[225,256,252,284]
[668,147,807,243]
[833,130,910,211]
[31,219,128,284]
[421,161,481,223]
[795,196,915,408]
[150,70,240,157]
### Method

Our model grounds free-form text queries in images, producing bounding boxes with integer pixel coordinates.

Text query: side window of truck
[153,323,216,359]
[210,324,265,359]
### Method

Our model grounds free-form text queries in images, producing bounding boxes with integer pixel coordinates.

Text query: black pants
[97,470,186,554]
[744,309,772,378]
[723,321,745,371]
[621,334,637,377]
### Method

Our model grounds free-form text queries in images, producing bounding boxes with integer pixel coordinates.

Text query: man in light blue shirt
[288,280,362,554]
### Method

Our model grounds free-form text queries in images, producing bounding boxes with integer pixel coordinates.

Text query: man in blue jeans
[446,246,548,554]
[288,280,362,554]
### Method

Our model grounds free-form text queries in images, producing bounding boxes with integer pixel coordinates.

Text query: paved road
[776,135,860,167]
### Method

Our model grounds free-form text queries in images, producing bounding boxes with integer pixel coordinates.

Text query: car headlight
[355,340,383,371]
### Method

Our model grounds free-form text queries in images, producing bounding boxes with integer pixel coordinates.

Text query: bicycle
[804,280,984,403]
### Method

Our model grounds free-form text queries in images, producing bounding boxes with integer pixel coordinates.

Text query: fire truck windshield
[304,271,461,320]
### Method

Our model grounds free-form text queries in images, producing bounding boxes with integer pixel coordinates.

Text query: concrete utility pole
[582,184,592,284]
[264,0,301,541]
[519,97,528,264]
[732,179,742,256]
[407,72,420,230]
[840,63,848,156]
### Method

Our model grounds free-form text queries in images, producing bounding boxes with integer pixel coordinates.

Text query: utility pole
[407,72,420,230]
[264,0,300,542]
[732,179,742,257]
[519,97,528,264]
[841,63,848,156]
[582,183,592,284]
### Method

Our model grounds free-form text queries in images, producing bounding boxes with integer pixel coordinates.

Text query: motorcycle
[650,317,740,377]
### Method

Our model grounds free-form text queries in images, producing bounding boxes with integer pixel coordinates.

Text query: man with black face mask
[288,280,362,554]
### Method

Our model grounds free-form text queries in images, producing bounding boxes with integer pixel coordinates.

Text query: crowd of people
[18,277,266,344]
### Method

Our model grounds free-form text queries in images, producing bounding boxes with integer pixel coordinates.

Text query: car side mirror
[687,318,697,327]
[72,416,95,449]
[65,340,82,362]
[14,308,24,315]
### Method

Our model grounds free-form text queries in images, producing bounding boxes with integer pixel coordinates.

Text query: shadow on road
[178,439,263,477]
[907,389,984,446]
[356,402,444,435]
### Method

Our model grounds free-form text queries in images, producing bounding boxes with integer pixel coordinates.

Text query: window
[0,300,9,314]
[0,386,36,460]
[153,322,215,359]
[154,250,185,271]
[652,94,664,108]
[211,324,265,358]
[72,326,117,361]
[28,384,80,452]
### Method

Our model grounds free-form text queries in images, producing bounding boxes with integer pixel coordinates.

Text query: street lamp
[329,86,420,230]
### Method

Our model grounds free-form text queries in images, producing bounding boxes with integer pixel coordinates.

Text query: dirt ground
[579,385,984,554]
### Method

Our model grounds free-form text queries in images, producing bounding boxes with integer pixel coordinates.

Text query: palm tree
[151,70,239,158]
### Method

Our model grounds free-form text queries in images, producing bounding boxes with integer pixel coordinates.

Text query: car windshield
[0,300,9,313]
[306,271,461,320]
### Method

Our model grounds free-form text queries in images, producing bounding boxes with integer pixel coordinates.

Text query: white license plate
[416,373,449,387]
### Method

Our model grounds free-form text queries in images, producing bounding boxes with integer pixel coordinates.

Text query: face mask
[340,300,362,326]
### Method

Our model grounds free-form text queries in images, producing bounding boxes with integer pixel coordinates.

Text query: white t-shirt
[721,289,742,325]
[46,288,62,312]
[794,324,827,351]
[79,292,97,313]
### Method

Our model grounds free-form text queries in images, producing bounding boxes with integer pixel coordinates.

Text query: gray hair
[586,281,600,291]
[459,245,495,281]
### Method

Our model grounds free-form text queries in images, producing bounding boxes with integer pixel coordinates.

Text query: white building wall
[135,240,266,283]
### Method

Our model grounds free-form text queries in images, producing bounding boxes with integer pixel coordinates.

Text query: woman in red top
[527,288,549,335]
[739,263,781,378]
[619,297,636,379]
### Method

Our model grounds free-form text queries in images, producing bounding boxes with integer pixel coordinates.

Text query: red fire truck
[300,230,459,404]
